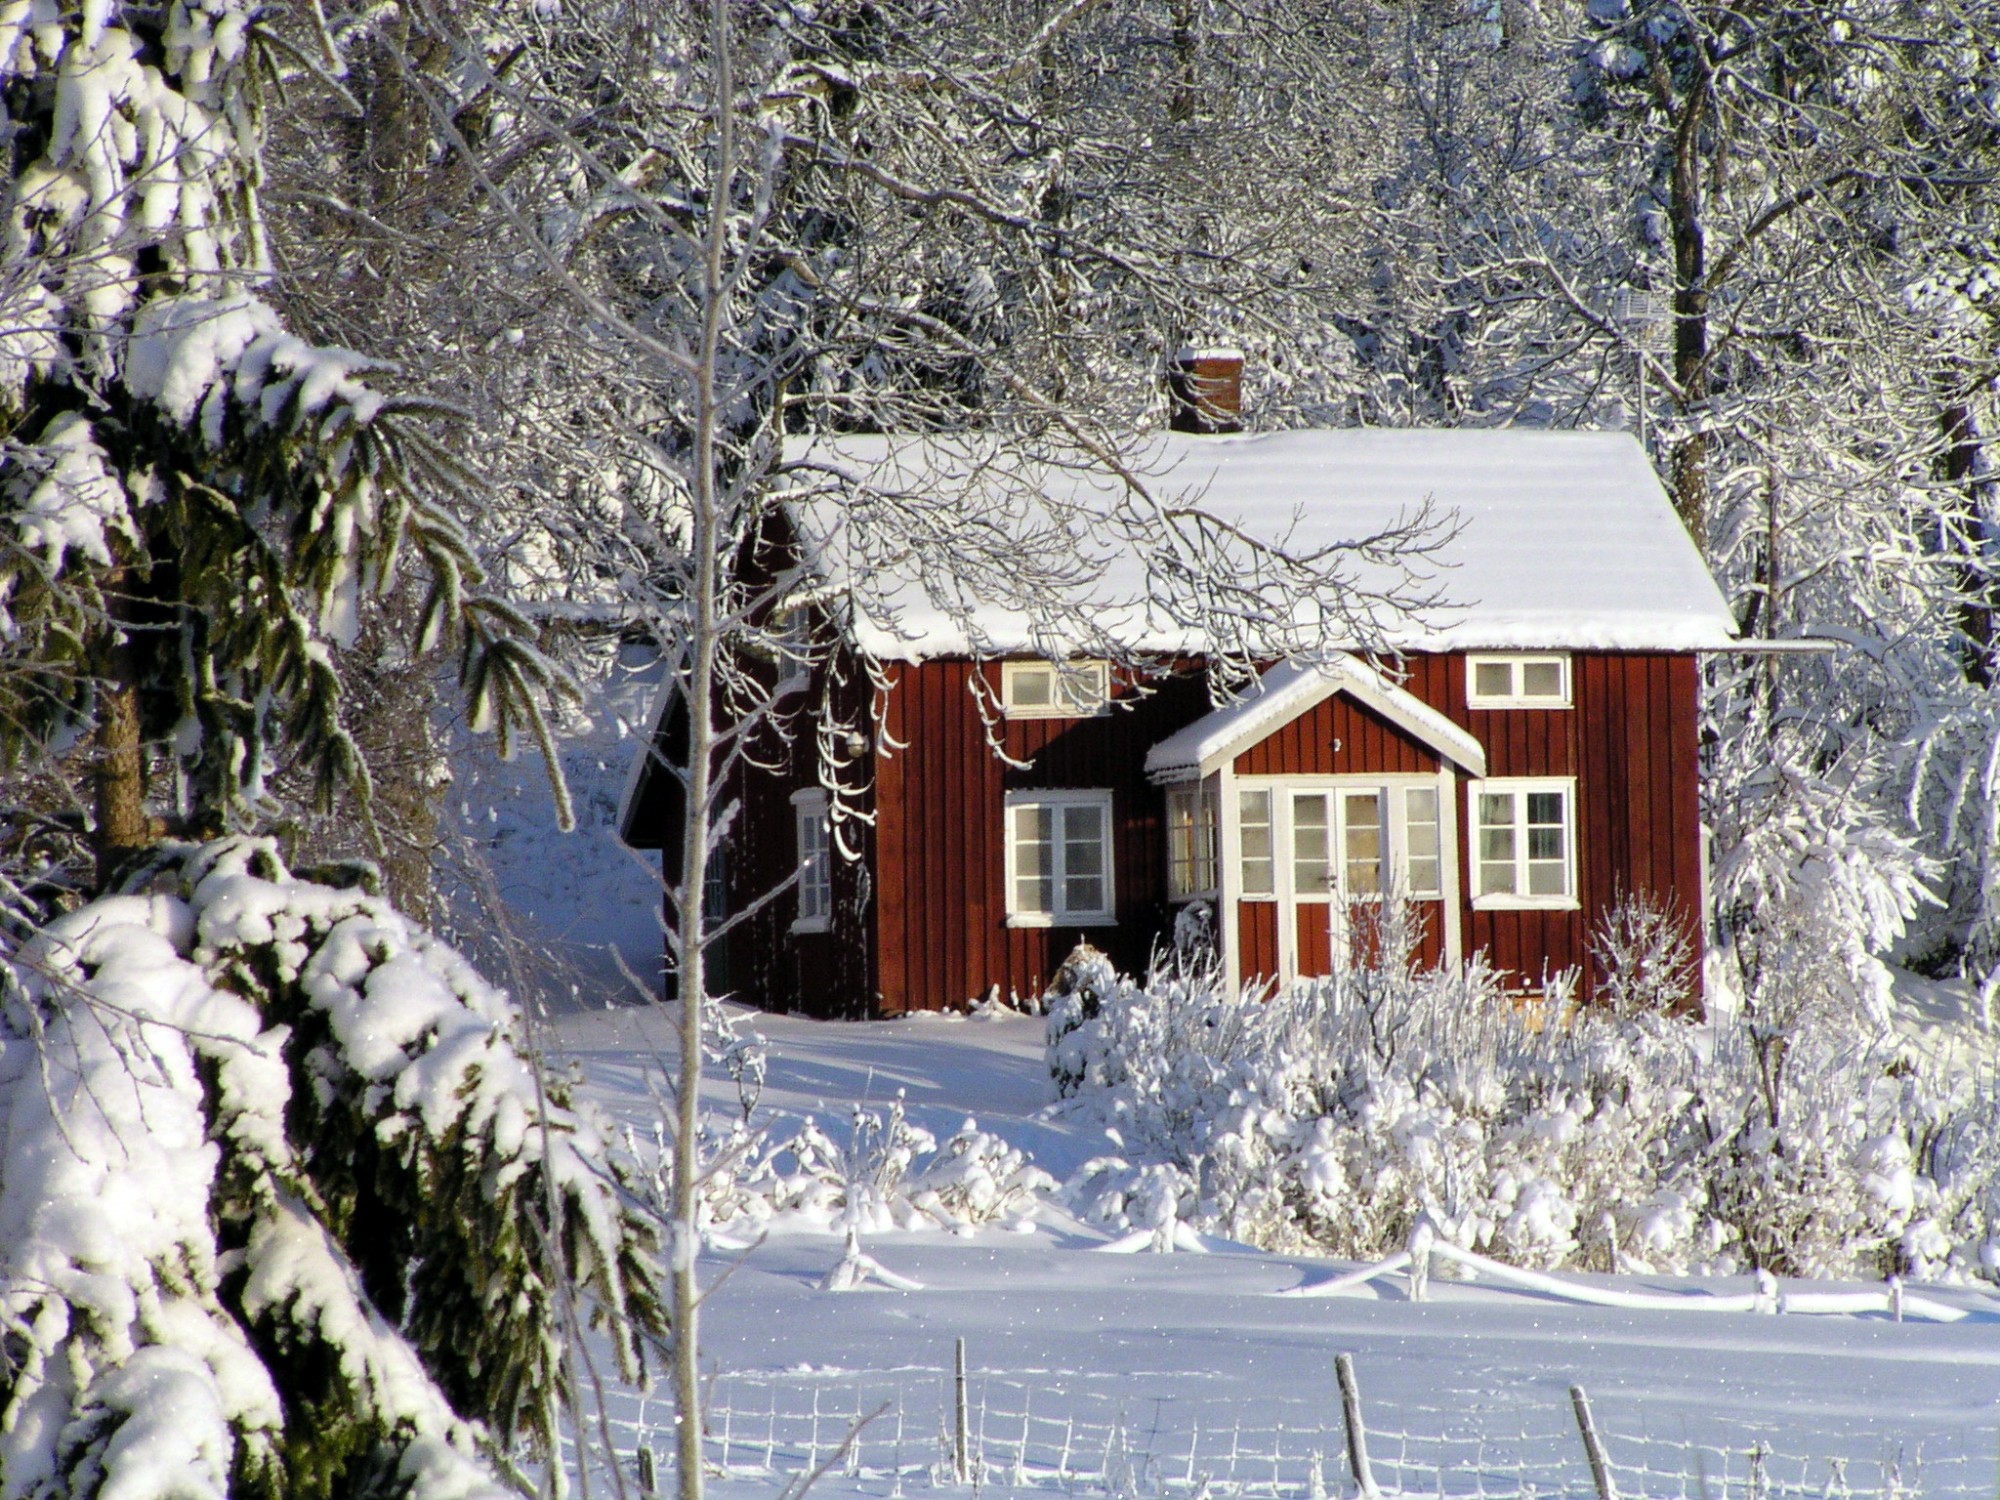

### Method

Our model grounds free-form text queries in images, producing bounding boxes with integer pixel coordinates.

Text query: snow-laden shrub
[637,1093,1055,1239]
[0,839,665,1500]
[1050,910,2000,1282]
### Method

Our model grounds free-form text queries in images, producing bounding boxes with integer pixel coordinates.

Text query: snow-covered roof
[786,429,1738,660]
[1145,658,1487,783]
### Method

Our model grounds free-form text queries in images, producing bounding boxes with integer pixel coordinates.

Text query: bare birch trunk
[670,7,738,1498]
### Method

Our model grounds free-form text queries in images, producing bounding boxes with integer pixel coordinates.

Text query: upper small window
[1466,654,1571,709]
[1002,660,1111,719]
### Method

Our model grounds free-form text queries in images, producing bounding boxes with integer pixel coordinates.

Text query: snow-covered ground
[552,1002,2000,1500]
[500,660,2000,1497]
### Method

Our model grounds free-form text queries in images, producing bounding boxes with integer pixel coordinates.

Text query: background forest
[8,0,1997,1005]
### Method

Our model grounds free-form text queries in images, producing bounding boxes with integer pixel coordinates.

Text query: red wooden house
[620,411,1741,1017]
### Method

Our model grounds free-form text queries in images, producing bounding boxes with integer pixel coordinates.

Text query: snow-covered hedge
[0,840,665,1500]
[639,1093,1054,1241]
[1049,938,2000,1282]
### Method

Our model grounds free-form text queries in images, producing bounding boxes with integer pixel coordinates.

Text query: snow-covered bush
[0,839,665,1500]
[637,1093,1054,1240]
[1051,911,2000,1282]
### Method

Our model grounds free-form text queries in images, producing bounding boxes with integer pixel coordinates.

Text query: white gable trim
[1144,658,1487,784]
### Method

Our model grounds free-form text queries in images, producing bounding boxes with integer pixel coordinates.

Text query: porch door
[1288,788,1384,980]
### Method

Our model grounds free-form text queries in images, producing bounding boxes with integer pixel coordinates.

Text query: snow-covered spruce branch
[0,837,666,1498]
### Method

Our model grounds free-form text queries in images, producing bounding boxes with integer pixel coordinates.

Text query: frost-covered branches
[633,1095,1053,1243]
[0,838,665,1500]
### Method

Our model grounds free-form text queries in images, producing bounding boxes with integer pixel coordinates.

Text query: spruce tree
[0,0,571,900]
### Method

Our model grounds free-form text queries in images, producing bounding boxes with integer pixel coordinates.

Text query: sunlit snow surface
[554,1004,2000,1500]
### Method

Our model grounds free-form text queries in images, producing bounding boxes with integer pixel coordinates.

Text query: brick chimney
[1167,347,1244,434]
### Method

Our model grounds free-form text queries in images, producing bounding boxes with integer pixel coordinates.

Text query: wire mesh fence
[567,1352,1998,1500]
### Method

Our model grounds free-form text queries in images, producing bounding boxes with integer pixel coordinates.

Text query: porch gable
[1144,658,1487,783]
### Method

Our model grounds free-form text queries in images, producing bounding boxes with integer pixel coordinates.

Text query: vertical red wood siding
[1216,652,1701,1005]
[1238,901,1280,986]
[871,664,1215,1013]
[672,647,1704,1015]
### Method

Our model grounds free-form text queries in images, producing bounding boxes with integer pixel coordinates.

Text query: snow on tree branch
[0,838,664,1499]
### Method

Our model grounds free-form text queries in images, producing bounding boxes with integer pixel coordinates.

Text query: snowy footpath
[554,1004,2000,1500]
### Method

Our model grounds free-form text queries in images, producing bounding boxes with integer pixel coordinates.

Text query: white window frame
[1165,783,1218,900]
[1465,654,1572,709]
[1469,776,1579,910]
[1001,659,1111,720]
[1003,788,1116,927]
[791,789,832,934]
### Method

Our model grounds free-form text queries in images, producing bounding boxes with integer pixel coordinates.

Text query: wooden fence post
[1569,1385,1617,1500]
[954,1336,971,1485]
[1335,1353,1380,1500]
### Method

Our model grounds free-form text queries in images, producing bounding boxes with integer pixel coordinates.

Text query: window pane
[1474,661,1513,698]
[1014,805,1053,912]
[1527,860,1566,896]
[1403,787,1441,898]
[1009,667,1052,707]
[1408,854,1441,898]
[1343,791,1382,896]
[1526,787,1567,896]
[798,808,831,919]
[1522,661,1564,698]
[1057,662,1110,713]
[1292,793,1330,895]
[1404,785,1438,830]
[1477,792,1517,895]
[1167,789,1193,898]
[1168,786,1215,898]
[1239,789,1274,897]
[1063,805,1104,876]
[1061,803,1109,915]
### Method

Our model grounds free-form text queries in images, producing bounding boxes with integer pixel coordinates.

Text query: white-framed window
[1001,659,1111,719]
[1166,784,1217,899]
[1466,654,1572,709]
[1471,778,1577,908]
[792,789,832,933]
[1005,789,1115,925]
